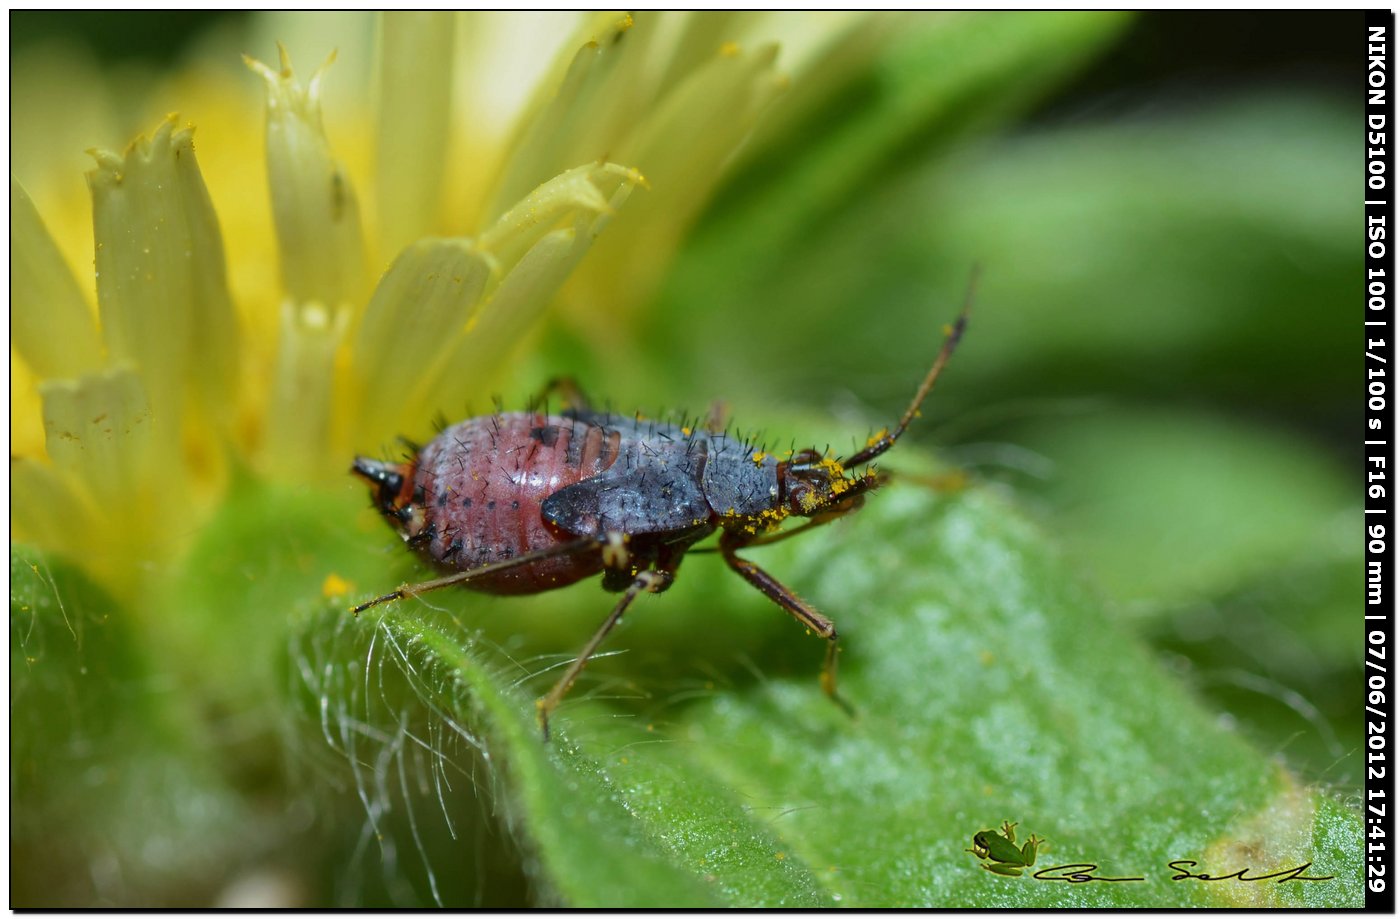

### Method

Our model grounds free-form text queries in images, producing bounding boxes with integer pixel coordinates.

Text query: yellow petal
[38,367,160,524]
[405,162,642,425]
[11,456,102,564]
[425,165,630,416]
[11,350,49,462]
[11,177,103,378]
[580,42,784,316]
[481,13,638,221]
[442,12,594,229]
[423,228,580,417]
[479,161,642,271]
[374,11,456,261]
[263,299,349,478]
[87,116,242,427]
[350,238,493,443]
[246,47,366,310]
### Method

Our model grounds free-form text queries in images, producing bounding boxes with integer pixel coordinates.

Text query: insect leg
[688,512,847,557]
[350,537,597,615]
[733,512,849,550]
[719,533,854,715]
[532,375,593,414]
[702,399,729,433]
[537,567,673,740]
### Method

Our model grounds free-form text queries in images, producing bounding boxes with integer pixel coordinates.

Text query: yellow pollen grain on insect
[752,451,768,465]
[322,573,353,599]
[681,426,693,436]
[865,428,890,449]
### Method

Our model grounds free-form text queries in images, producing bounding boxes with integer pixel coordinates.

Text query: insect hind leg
[719,531,855,717]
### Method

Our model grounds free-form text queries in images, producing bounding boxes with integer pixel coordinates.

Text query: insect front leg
[537,563,675,741]
[719,531,854,717]
[350,537,596,615]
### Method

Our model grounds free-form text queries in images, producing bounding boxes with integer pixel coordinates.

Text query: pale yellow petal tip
[308,49,339,101]
[246,45,335,116]
[322,572,354,599]
[85,116,196,186]
[597,162,650,191]
[243,41,299,79]
[130,115,195,157]
[243,52,278,82]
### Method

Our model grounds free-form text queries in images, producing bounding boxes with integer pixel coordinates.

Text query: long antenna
[841,265,978,468]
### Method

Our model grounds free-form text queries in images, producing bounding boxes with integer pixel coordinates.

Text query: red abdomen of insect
[403,413,620,594]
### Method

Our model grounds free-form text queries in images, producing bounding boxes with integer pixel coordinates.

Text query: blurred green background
[11,10,1362,907]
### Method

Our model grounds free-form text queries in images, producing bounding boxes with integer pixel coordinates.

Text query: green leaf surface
[166,470,1362,906]
[11,548,252,907]
[1002,407,1360,789]
[1010,406,1357,623]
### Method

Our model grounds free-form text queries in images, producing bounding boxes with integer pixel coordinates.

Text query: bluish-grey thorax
[552,413,781,525]
[699,432,780,518]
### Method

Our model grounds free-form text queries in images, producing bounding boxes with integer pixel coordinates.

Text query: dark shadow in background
[11,11,1355,117]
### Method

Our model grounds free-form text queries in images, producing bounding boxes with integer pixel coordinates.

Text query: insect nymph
[352,299,969,739]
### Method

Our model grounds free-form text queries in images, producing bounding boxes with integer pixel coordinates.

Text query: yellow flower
[11,11,899,599]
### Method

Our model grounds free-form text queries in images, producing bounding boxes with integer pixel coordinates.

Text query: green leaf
[1010,406,1356,622]
[1002,407,1360,788]
[702,12,1133,284]
[19,450,1361,905]
[649,93,1355,423]
[10,547,252,906]
[232,469,1361,906]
